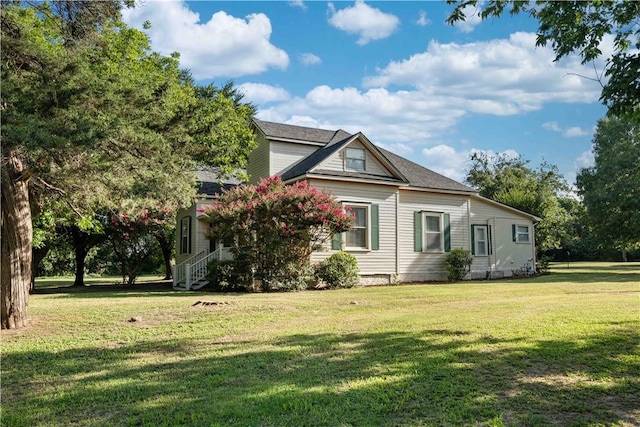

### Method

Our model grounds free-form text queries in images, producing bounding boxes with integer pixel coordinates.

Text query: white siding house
[174,120,539,288]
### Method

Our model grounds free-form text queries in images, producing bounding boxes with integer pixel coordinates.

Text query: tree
[447,1,640,119]
[465,153,570,253]
[576,117,640,259]
[102,205,176,285]
[1,2,256,329]
[200,176,354,291]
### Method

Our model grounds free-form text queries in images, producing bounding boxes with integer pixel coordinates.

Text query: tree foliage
[1,1,256,329]
[446,0,640,119]
[200,176,354,291]
[465,153,570,253]
[576,117,640,254]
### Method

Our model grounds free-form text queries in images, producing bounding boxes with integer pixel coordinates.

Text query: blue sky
[122,1,610,187]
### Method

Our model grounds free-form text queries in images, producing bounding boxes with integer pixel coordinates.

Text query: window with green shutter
[338,203,379,251]
[414,211,450,253]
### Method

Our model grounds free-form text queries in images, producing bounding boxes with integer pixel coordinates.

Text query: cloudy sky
[122,0,610,186]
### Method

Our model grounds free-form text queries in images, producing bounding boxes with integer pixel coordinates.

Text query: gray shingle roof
[254,119,351,144]
[279,134,355,181]
[377,147,476,193]
[195,167,243,196]
[200,121,476,195]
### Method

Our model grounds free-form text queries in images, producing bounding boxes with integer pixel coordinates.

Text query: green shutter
[414,211,422,252]
[331,233,342,250]
[470,225,475,255]
[444,213,451,252]
[371,204,379,250]
[488,225,493,254]
[512,224,517,242]
[188,216,193,254]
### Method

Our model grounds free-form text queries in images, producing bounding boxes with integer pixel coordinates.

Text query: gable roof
[254,119,351,145]
[256,119,476,193]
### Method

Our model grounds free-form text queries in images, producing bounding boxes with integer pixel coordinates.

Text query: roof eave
[473,194,542,222]
[283,173,409,188]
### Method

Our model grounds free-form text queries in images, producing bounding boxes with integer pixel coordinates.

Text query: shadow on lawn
[3,324,639,426]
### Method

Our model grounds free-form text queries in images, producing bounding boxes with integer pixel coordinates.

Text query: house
[173,119,539,289]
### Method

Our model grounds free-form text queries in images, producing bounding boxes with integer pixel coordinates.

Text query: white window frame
[516,224,530,243]
[345,147,366,171]
[344,203,370,251]
[473,225,489,256]
[423,212,444,253]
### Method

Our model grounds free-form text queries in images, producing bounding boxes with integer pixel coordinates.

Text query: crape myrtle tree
[1,1,256,329]
[577,117,640,260]
[465,152,570,254]
[200,176,354,291]
[447,0,640,120]
[103,205,175,285]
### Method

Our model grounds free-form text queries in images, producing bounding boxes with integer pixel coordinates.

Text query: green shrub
[536,255,552,275]
[207,259,246,291]
[316,251,359,289]
[445,249,473,282]
[262,262,316,291]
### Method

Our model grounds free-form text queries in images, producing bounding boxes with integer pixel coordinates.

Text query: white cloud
[121,1,288,79]
[574,149,595,170]
[416,11,431,27]
[255,31,603,168]
[421,145,520,182]
[363,32,603,114]
[543,121,591,138]
[300,53,322,65]
[454,3,483,33]
[328,0,400,45]
[288,1,306,10]
[542,121,562,132]
[238,83,290,105]
[562,126,590,138]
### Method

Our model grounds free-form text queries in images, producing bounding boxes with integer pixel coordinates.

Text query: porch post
[185,264,192,291]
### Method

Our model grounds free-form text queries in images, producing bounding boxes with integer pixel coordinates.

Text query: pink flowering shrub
[106,206,176,285]
[199,176,353,291]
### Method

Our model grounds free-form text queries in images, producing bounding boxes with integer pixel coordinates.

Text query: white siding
[270,141,319,176]
[397,190,470,282]
[308,179,399,276]
[470,198,536,276]
[247,134,270,183]
[319,141,391,176]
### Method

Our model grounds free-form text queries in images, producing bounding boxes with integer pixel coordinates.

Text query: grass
[2,262,639,426]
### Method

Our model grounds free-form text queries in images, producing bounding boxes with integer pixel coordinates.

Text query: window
[345,205,369,249]
[333,203,379,251]
[180,216,191,254]
[414,211,450,253]
[424,213,443,252]
[345,148,366,171]
[472,225,488,256]
[513,224,530,243]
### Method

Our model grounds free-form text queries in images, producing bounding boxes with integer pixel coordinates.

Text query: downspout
[531,221,537,273]
[491,216,497,278]
[395,190,400,279]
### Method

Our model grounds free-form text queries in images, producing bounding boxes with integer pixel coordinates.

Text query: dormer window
[345,148,366,171]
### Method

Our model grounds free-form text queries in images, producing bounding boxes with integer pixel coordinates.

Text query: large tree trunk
[156,234,173,280]
[68,226,105,287]
[1,150,32,330]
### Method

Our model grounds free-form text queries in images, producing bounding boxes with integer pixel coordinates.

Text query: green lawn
[3,262,639,426]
